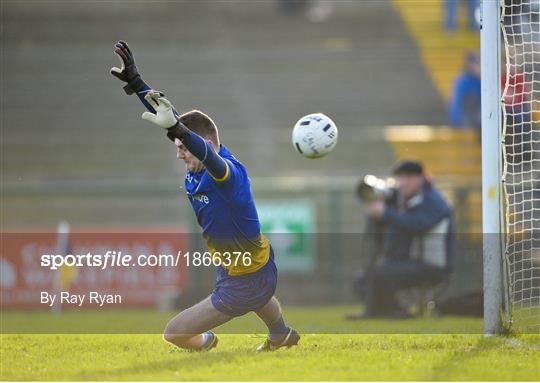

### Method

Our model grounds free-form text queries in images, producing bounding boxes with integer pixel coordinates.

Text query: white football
[292,113,338,159]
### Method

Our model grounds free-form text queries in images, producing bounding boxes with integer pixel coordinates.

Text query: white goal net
[500,0,540,332]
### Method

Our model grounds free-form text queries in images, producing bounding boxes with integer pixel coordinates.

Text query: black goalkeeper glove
[110,41,146,95]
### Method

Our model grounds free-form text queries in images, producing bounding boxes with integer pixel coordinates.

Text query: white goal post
[482,0,540,335]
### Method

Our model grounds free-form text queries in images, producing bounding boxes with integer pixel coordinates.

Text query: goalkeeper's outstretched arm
[110,41,227,180]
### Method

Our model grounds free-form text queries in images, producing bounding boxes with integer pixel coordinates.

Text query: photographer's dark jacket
[382,182,455,271]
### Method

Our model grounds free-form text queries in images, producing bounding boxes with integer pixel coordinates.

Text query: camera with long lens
[356,175,398,203]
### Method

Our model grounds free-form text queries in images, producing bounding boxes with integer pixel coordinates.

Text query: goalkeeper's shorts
[211,247,277,317]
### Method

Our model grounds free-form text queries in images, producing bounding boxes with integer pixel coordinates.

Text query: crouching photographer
[348,160,455,319]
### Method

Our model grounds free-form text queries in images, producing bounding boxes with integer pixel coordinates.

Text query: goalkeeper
[110,41,299,352]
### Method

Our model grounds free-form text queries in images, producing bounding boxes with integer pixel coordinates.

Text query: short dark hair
[392,160,424,175]
[179,110,220,146]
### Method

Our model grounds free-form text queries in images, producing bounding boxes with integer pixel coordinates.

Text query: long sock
[267,316,289,341]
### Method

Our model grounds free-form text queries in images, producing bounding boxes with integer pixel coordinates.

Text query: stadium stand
[393,0,480,102]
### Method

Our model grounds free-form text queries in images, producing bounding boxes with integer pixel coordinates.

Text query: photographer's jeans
[364,259,449,316]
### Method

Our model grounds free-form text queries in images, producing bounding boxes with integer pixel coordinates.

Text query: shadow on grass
[71,343,261,381]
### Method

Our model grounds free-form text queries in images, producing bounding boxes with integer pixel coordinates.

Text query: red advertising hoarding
[1,230,189,309]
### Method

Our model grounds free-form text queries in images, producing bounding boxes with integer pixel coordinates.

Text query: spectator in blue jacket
[448,52,481,131]
[350,160,455,319]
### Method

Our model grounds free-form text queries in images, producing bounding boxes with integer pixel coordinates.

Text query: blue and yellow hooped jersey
[184,145,270,276]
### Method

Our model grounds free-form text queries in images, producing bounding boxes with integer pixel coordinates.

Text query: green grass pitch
[1,307,539,381]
